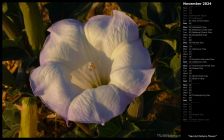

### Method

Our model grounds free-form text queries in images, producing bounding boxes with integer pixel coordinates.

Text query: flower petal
[109,40,155,96]
[40,19,112,89]
[40,19,88,69]
[84,10,139,57]
[68,84,133,124]
[110,68,155,97]
[30,62,82,120]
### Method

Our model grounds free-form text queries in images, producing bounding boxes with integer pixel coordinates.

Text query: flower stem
[19,97,39,138]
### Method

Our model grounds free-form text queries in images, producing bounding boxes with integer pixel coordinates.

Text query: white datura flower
[30,10,155,125]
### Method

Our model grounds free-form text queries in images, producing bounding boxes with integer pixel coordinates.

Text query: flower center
[88,62,96,71]
[71,60,111,90]
[86,61,107,88]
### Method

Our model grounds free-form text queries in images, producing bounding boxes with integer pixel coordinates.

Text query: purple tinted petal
[110,40,155,96]
[40,19,89,69]
[30,62,82,120]
[67,85,133,124]
[110,68,155,97]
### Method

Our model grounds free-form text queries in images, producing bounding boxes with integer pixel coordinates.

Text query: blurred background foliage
[2,2,181,138]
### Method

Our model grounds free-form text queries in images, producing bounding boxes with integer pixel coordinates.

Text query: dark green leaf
[60,131,76,138]
[151,40,176,63]
[150,3,163,16]
[155,39,177,51]
[143,91,160,117]
[19,3,45,55]
[148,120,178,133]
[2,47,30,61]
[3,37,22,48]
[3,3,8,13]
[135,120,154,129]
[117,3,142,18]
[119,123,141,138]
[2,65,16,87]
[127,96,144,119]
[72,3,92,22]
[145,25,159,37]
[2,102,20,128]
[74,126,88,138]
[46,3,91,23]
[170,53,181,77]
[3,124,20,138]
[165,21,179,30]
[2,118,10,130]
[153,33,178,51]
[147,2,164,25]
[156,63,176,90]
[15,65,27,88]
[142,30,152,48]
[98,120,122,137]
[139,2,149,20]
[2,14,20,40]
[135,120,180,138]
[141,24,160,49]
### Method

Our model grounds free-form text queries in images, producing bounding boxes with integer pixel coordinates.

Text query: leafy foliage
[2,2,181,138]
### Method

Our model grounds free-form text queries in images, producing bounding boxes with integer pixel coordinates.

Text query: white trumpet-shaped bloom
[30,10,155,124]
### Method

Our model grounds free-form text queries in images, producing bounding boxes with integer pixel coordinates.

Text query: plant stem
[19,97,39,138]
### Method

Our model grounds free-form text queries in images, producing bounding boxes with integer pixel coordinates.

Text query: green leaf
[134,120,179,137]
[142,91,160,117]
[2,117,10,130]
[151,2,163,14]
[150,39,176,65]
[142,30,152,48]
[46,3,91,23]
[165,21,179,30]
[19,3,45,55]
[60,131,76,138]
[170,53,181,78]
[74,126,89,138]
[3,39,16,48]
[72,3,92,22]
[3,37,23,48]
[3,124,20,138]
[161,39,177,51]
[15,65,27,88]
[139,2,149,20]
[156,63,176,90]
[127,96,144,119]
[141,24,160,49]
[98,120,122,137]
[153,36,177,51]
[119,123,141,138]
[2,65,16,87]
[118,3,142,18]
[2,2,8,13]
[2,14,20,40]
[147,2,164,24]
[140,2,163,22]
[145,25,159,37]
[2,47,30,61]
[3,102,20,128]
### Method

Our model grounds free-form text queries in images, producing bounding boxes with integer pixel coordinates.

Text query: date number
[202,2,212,5]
